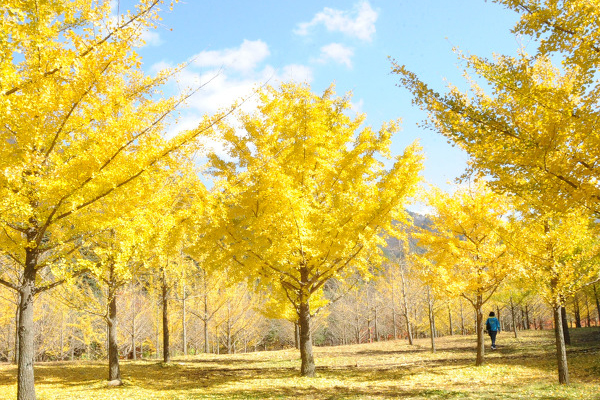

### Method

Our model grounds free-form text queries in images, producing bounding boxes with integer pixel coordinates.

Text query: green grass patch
[0,329,599,399]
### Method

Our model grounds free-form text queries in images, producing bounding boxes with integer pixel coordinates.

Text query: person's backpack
[486,318,500,331]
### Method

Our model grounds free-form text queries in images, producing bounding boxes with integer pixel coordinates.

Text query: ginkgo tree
[0,1,219,398]
[392,0,600,215]
[208,83,423,376]
[509,207,600,384]
[412,182,515,366]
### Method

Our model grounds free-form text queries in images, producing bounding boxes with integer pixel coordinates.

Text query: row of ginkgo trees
[394,0,600,385]
[411,181,600,380]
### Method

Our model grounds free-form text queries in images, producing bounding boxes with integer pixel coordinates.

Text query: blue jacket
[486,317,500,332]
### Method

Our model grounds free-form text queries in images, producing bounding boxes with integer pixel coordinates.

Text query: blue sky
[122,0,523,192]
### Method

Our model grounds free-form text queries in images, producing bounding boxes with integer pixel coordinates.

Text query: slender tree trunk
[162,271,170,363]
[584,294,591,327]
[107,281,121,383]
[374,307,379,342]
[182,284,187,356]
[553,304,570,384]
[226,301,232,354]
[294,322,300,349]
[131,289,136,361]
[155,303,160,359]
[427,288,435,353]
[17,249,38,400]
[510,297,518,339]
[70,335,74,361]
[573,295,582,328]
[400,265,413,345]
[298,297,315,377]
[203,293,209,353]
[560,305,571,345]
[496,306,502,331]
[525,305,531,330]
[14,296,20,365]
[593,284,600,326]
[391,269,398,339]
[475,296,484,366]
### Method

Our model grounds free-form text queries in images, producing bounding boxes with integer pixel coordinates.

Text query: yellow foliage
[208,82,423,319]
[413,181,515,307]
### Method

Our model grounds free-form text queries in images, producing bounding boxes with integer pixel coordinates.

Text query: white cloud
[295,1,378,42]
[140,29,163,47]
[318,43,354,68]
[192,40,270,73]
[152,40,314,159]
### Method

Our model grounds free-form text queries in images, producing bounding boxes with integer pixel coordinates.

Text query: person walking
[485,311,500,350]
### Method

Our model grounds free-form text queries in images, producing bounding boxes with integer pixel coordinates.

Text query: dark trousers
[489,330,497,346]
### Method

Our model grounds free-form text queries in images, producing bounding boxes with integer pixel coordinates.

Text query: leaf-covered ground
[1,328,599,399]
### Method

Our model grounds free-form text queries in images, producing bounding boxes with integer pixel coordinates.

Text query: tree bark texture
[427,288,436,353]
[475,298,484,366]
[162,273,170,363]
[400,266,413,345]
[510,297,518,339]
[298,298,315,377]
[573,295,582,328]
[203,293,209,354]
[553,304,570,384]
[182,284,187,356]
[14,295,20,365]
[107,286,121,382]
[561,306,571,345]
[17,249,37,400]
[594,284,600,325]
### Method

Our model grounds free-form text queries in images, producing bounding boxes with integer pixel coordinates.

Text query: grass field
[1,328,599,399]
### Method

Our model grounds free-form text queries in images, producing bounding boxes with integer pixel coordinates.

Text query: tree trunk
[162,271,170,363]
[553,304,570,384]
[391,269,398,339]
[182,284,187,356]
[14,295,20,365]
[475,296,484,366]
[226,301,232,354]
[525,305,531,330]
[593,284,600,326]
[573,295,582,328]
[131,289,136,361]
[374,307,379,342]
[496,306,502,331]
[155,304,160,359]
[60,311,64,361]
[298,298,315,377]
[584,294,591,327]
[560,305,571,345]
[107,282,121,382]
[400,266,413,345]
[294,322,300,349]
[510,297,518,339]
[17,251,37,400]
[204,293,209,353]
[427,288,435,353]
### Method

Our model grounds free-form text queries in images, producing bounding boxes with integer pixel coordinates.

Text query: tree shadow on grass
[217,386,468,400]
[34,362,107,387]
[0,364,16,385]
